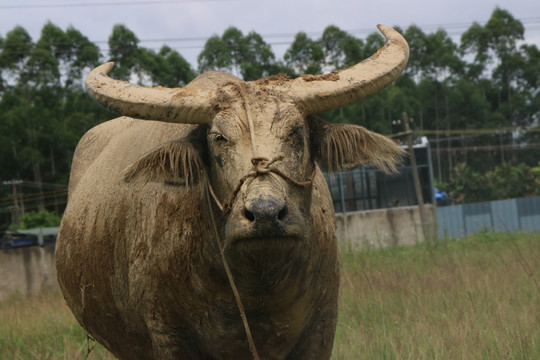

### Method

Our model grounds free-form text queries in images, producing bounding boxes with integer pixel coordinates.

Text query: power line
[0,189,68,207]
[422,127,540,135]
[434,143,540,152]
[2,21,539,57]
[0,0,235,9]
[68,16,537,45]
[0,199,67,214]
[389,127,540,139]
[0,12,538,60]
[21,180,67,188]
[1,0,539,34]
[87,18,540,45]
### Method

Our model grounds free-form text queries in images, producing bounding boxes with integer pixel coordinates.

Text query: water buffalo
[56,25,408,359]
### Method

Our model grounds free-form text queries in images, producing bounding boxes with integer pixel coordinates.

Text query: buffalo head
[84,25,408,255]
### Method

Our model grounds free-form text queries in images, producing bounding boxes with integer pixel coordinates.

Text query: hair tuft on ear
[124,140,204,186]
[310,117,405,174]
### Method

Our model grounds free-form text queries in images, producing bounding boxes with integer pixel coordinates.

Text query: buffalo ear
[124,140,204,186]
[309,116,405,173]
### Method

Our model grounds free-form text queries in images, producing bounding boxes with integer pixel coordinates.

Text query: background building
[324,137,435,213]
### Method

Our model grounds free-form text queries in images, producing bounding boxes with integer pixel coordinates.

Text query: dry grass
[1,232,538,359]
[0,289,114,359]
[332,231,540,359]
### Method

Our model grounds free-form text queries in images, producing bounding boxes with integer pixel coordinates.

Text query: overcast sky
[1,0,539,67]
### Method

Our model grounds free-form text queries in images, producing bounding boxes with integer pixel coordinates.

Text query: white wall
[0,246,57,301]
[0,206,437,301]
[335,205,437,249]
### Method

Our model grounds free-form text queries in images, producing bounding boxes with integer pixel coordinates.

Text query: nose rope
[205,185,260,360]
[208,154,315,216]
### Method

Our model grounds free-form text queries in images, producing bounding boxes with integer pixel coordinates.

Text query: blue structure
[0,227,58,249]
[437,196,540,238]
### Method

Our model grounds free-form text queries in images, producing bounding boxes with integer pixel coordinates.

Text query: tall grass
[0,290,114,359]
[333,232,540,359]
[1,232,538,359]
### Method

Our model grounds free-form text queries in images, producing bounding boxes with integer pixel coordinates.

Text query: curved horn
[85,62,215,124]
[284,25,409,115]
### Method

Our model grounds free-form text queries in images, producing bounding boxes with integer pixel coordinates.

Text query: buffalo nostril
[277,206,288,221]
[243,197,287,225]
[244,208,255,222]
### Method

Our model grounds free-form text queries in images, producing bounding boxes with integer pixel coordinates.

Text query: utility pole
[402,112,430,241]
[3,179,23,227]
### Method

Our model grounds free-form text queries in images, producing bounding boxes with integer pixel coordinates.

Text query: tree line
[0,7,539,229]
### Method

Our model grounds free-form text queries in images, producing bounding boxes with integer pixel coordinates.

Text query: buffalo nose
[243,196,288,226]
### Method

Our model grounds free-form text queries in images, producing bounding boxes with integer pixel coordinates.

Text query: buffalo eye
[290,126,306,146]
[209,131,228,143]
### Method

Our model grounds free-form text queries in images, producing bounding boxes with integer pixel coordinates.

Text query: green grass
[333,231,540,359]
[0,290,115,359]
[1,232,538,359]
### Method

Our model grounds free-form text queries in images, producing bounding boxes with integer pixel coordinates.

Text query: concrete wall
[0,206,435,300]
[335,205,436,249]
[0,245,57,301]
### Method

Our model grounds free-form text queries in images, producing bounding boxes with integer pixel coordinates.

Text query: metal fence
[324,164,434,213]
[437,196,540,238]
[323,137,435,214]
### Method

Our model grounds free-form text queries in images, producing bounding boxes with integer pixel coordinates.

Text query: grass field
[1,232,538,359]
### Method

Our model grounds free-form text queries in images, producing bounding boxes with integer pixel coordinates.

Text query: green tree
[517,43,540,165]
[284,32,324,76]
[362,30,386,57]
[22,22,65,87]
[0,23,106,187]
[446,162,539,203]
[447,163,492,203]
[108,24,140,80]
[0,26,33,87]
[319,25,364,70]
[64,26,100,88]
[140,45,195,87]
[402,25,428,80]
[198,35,230,73]
[0,35,4,91]
[520,44,540,90]
[198,27,277,80]
[11,209,62,230]
[239,31,277,80]
[461,8,526,118]
[487,163,537,199]
[424,29,464,80]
